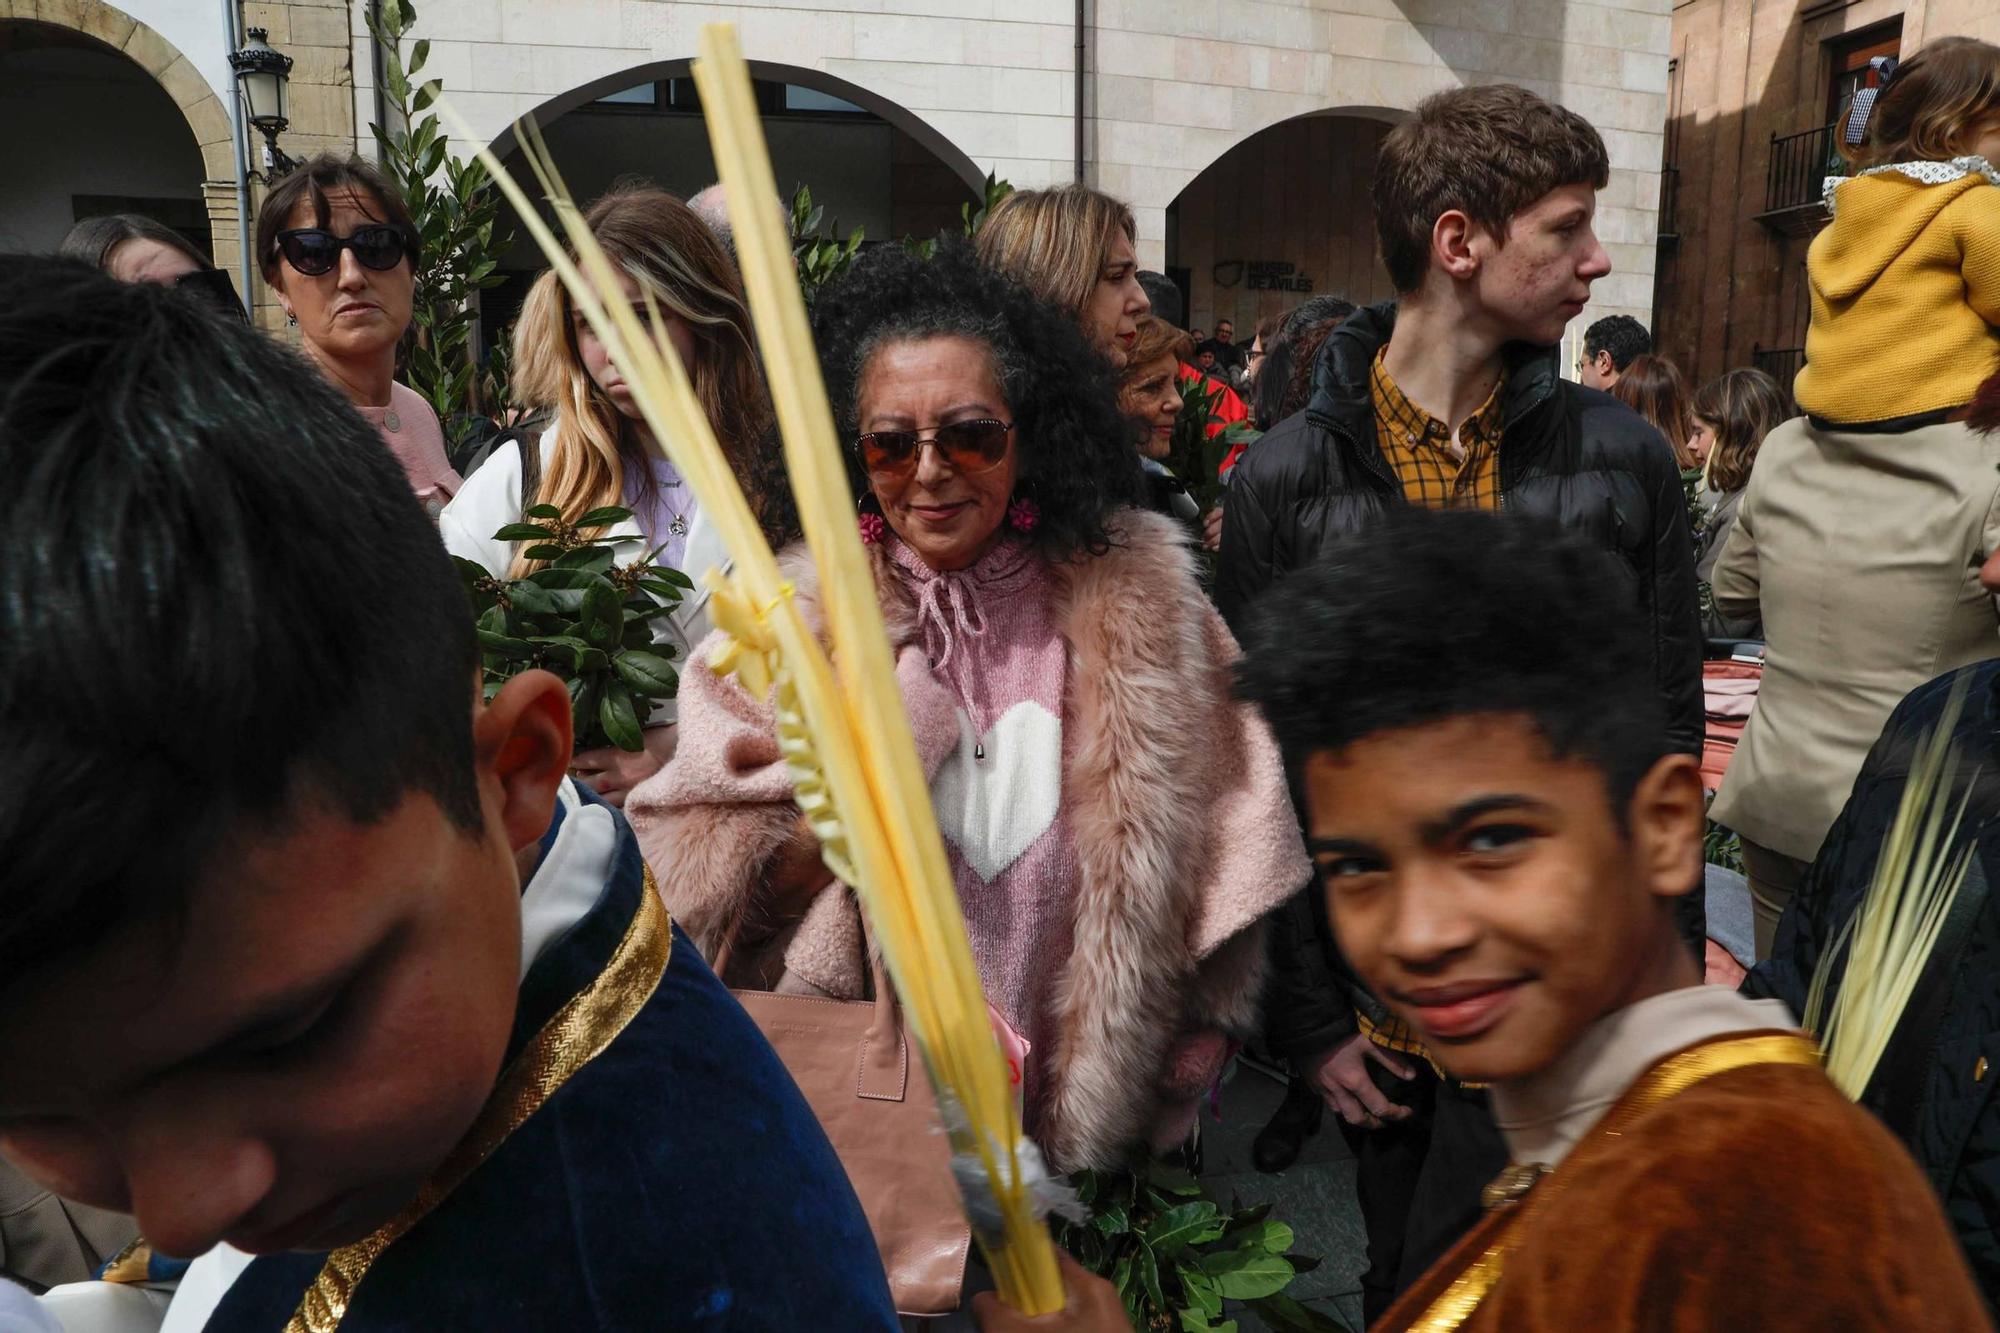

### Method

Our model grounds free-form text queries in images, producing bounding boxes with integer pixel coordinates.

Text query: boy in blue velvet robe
[0,257,897,1331]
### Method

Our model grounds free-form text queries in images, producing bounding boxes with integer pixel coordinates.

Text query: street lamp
[230,28,297,178]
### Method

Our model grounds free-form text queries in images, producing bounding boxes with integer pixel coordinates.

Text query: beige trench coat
[1710,414,2000,861]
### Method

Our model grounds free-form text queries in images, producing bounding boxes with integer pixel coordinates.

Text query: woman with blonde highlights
[442,184,771,805]
[975,184,1150,367]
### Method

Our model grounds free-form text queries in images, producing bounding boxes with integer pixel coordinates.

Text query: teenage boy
[1214,83,1703,1317]
[0,258,898,1330]
[984,511,1985,1332]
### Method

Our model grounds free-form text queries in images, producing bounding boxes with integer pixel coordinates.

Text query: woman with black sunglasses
[254,154,460,513]
[628,242,1309,1267]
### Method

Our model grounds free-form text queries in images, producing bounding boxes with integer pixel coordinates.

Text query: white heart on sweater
[931,701,1063,883]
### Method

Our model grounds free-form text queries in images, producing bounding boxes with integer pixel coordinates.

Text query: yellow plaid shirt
[1370,349,1505,511]
[1354,352,1504,1082]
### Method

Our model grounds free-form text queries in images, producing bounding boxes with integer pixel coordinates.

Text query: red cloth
[1177,363,1251,475]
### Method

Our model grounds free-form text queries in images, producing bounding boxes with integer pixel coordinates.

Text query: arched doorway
[1167,110,1405,337]
[0,18,219,255]
[481,61,983,345]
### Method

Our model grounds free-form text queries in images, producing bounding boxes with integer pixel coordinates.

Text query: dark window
[592,80,660,110]
[1826,20,1903,126]
[72,195,213,260]
[582,76,873,120]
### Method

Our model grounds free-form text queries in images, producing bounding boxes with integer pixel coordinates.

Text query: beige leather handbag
[716,937,972,1316]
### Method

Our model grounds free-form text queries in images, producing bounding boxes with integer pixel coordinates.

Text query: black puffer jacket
[1747,662,2000,1313]
[1219,301,1706,1059]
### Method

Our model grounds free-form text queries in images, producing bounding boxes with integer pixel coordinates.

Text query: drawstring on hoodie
[911,569,988,710]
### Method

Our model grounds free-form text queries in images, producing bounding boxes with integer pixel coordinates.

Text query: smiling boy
[977,510,1986,1333]
[0,257,896,1330]
[1233,510,1986,1330]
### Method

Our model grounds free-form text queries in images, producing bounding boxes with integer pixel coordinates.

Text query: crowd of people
[5,34,2000,1333]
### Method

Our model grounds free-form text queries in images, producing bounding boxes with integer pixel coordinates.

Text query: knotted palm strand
[1805,679,1978,1099]
[439,26,1065,1312]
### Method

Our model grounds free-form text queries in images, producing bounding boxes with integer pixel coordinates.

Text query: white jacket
[439,423,726,727]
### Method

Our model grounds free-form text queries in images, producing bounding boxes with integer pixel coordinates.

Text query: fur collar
[783,508,1223,1167]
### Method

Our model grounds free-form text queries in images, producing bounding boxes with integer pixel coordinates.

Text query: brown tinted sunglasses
[855,419,1014,479]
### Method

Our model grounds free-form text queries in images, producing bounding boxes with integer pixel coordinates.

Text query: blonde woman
[975,183,1150,367]
[442,185,771,804]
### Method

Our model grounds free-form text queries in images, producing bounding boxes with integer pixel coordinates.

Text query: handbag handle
[712,894,910,1104]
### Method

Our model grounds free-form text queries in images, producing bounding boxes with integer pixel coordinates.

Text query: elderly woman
[1118,314,1199,528]
[975,184,1150,369]
[255,154,460,510]
[628,242,1308,1173]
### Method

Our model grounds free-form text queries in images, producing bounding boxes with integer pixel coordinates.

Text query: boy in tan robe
[979,509,1988,1331]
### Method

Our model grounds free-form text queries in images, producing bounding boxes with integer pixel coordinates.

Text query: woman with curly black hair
[629,241,1308,1190]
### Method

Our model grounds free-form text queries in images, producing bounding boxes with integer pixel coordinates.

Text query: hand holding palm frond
[439,27,1065,1314]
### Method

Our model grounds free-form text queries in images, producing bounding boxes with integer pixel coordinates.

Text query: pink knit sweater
[887,535,1078,1130]
[354,382,461,514]
[629,509,1311,1169]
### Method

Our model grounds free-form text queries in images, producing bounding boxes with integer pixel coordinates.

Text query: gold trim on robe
[1397,1031,1820,1333]
[283,872,674,1333]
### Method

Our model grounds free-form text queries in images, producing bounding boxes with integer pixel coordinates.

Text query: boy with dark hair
[1215,82,1704,1316]
[985,511,1985,1333]
[1235,511,1981,1331]
[1579,313,1652,389]
[0,257,896,1330]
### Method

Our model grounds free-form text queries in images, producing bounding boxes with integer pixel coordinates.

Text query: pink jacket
[626,508,1310,1170]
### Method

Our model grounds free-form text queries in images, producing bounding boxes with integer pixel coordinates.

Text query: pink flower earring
[1007,496,1040,535]
[857,495,885,544]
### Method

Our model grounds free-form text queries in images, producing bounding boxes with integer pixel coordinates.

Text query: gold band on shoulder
[1402,1031,1820,1333]
[284,870,673,1333]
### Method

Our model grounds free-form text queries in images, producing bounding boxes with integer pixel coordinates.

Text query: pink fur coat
[625,507,1310,1170]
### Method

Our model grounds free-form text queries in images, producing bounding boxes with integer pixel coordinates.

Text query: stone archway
[478,59,986,349]
[1,1,244,293]
[1168,107,1409,336]
[491,59,987,198]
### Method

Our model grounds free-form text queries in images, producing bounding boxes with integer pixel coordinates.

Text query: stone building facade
[7,0,1672,350]
[1659,0,2000,395]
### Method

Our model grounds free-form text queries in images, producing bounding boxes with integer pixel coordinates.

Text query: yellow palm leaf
[439,27,1064,1313]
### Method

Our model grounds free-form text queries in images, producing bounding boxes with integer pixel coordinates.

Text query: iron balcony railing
[1764,122,1840,218]
[1752,346,1806,412]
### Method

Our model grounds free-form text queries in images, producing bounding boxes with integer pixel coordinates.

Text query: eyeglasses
[855,419,1014,479]
[275,225,410,277]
